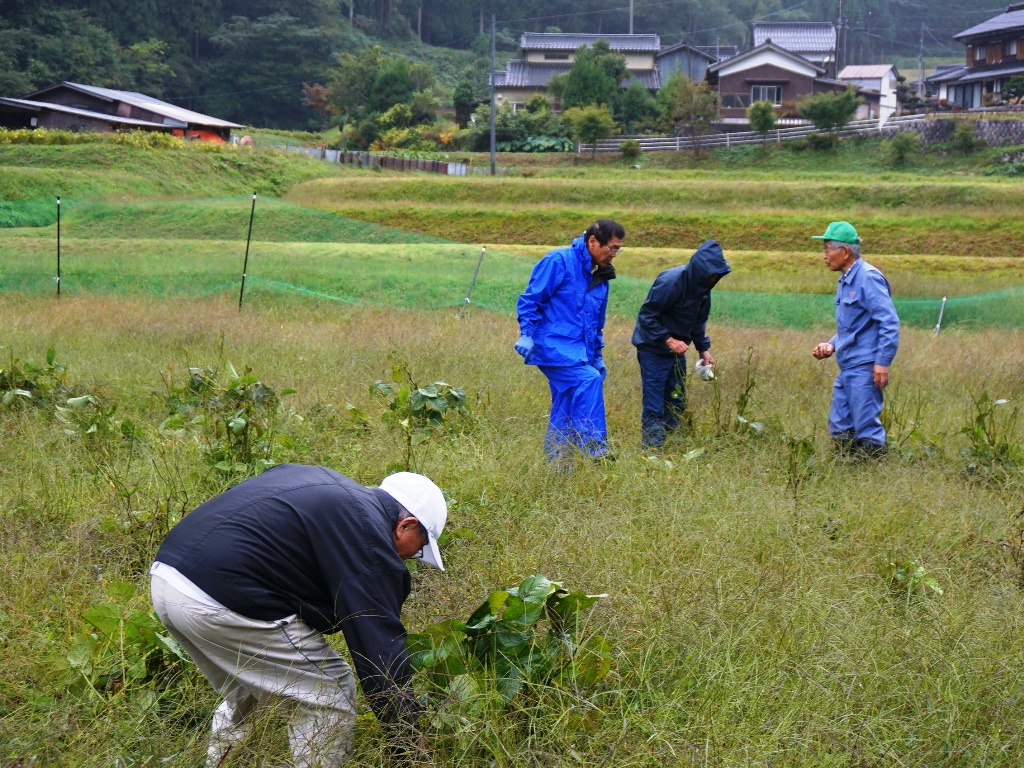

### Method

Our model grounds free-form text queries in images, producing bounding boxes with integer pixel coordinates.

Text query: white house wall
[717,49,820,79]
[524,50,656,70]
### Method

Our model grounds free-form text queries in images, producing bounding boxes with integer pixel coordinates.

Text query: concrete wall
[882,118,1024,146]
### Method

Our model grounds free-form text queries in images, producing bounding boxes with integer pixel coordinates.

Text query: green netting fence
[1,196,1021,330]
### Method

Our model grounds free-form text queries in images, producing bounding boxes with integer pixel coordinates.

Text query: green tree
[452,79,477,127]
[204,13,336,129]
[563,103,618,158]
[124,38,176,97]
[656,73,720,155]
[367,58,415,114]
[798,86,862,150]
[1003,75,1024,103]
[325,46,393,124]
[747,99,777,144]
[616,79,656,134]
[559,40,627,110]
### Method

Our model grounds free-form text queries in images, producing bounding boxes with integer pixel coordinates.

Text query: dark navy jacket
[517,235,611,367]
[155,463,416,723]
[632,239,731,356]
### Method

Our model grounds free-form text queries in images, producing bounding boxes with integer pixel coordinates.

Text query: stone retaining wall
[881,118,1024,147]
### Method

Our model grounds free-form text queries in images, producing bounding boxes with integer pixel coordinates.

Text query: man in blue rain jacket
[632,239,731,448]
[811,221,900,456]
[515,219,625,459]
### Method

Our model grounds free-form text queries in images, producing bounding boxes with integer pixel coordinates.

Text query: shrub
[951,121,982,154]
[886,130,921,166]
[619,138,642,160]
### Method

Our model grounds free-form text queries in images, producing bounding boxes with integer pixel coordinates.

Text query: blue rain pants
[539,363,608,458]
[828,363,885,446]
[637,349,687,448]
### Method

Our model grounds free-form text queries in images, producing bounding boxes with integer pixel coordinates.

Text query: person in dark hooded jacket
[632,239,731,448]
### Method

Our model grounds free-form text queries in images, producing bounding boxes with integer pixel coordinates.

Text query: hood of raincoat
[631,239,731,355]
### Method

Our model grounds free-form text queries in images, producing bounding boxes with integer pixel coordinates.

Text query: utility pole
[629,0,633,35]
[918,23,925,98]
[489,14,497,177]
[835,0,843,76]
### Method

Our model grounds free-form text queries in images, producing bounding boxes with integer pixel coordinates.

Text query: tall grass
[1,295,1022,766]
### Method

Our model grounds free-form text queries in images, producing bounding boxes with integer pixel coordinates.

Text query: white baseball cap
[379,472,448,570]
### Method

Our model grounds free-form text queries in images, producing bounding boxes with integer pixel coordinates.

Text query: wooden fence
[577,114,927,154]
[285,146,468,175]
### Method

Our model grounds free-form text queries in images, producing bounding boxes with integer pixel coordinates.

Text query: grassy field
[1,295,1022,767]
[2,137,1024,766]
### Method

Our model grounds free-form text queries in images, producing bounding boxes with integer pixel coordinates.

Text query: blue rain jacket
[517,236,610,367]
[828,258,900,369]
[632,239,731,356]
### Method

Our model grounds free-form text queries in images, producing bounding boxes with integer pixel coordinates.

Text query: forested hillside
[0,0,1003,129]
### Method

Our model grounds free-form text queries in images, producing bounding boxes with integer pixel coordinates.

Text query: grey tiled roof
[520,32,660,53]
[23,81,244,129]
[694,44,739,61]
[927,64,968,83]
[752,22,836,53]
[494,60,660,90]
[953,7,1024,40]
[953,58,1024,83]
[656,41,717,62]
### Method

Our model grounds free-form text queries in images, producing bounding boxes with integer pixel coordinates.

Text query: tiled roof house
[493,33,662,110]
[928,3,1024,107]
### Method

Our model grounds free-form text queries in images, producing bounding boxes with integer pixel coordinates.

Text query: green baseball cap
[811,221,861,244]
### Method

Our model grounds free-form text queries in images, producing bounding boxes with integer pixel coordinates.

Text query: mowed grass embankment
[285,155,1024,257]
[1,294,1022,766]
[0,141,350,210]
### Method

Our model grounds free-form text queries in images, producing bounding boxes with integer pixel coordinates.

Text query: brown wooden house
[0,81,243,140]
[707,41,876,127]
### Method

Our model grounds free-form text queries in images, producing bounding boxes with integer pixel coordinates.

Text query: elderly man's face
[588,235,623,268]
[823,242,855,273]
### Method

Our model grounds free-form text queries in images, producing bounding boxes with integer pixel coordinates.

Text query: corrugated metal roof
[520,32,660,53]
[23,82,244,129]
[0,97,172,128]
[494,60,660,90]
[838,65,896,79]
[953,7,1024,40]
[752,22,836,53]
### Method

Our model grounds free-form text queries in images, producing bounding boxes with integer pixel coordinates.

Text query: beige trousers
[150,562,357,767]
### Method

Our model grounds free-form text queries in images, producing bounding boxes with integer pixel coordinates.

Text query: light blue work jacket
[829,258,900,369]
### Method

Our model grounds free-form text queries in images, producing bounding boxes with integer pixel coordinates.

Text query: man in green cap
[811,221,900,455]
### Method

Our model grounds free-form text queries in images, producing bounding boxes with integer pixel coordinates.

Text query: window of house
[975,45,987,61]
[543,53,569,61]
[751,85,781,105]
[1004,40,1018,57]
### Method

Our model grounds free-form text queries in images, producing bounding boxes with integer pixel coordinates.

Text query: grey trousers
[150,563,357,767]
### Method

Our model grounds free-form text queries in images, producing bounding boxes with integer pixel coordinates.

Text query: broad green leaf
[280,388,297,396]
[66,395,97,408]
[566,636,612,686]
[465,590,508,632]
[154,632,190,664]
[82,603,123,637]
[107,580,136,604]
[516,574,558,605]
[46,346,56,365]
